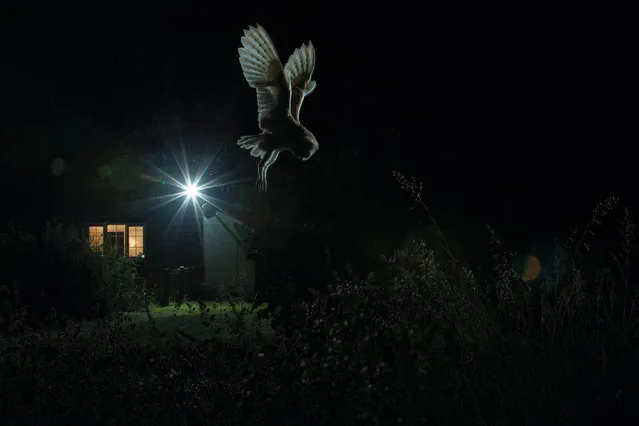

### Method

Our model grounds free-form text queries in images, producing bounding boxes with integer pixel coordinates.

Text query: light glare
[183,183,200,199]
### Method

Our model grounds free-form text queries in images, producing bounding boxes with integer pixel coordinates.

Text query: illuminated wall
[202,212,255,297]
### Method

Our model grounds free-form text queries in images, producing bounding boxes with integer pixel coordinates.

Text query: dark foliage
[0,223,152,328]
[1,180,638,425]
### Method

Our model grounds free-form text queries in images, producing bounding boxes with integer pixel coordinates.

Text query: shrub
[249,175,639,424]
[1,222,149,326]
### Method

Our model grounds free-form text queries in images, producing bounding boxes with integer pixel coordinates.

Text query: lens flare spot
[50,157,66,176]
[98,164,112,178]
[522,255,542,282]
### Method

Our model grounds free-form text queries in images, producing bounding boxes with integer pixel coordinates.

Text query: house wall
[201,211,255,298]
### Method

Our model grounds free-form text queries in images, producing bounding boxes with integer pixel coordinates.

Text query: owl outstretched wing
[284,42,317,123]
[238,25,288,131]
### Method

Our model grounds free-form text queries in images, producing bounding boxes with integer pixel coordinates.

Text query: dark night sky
[1,1,634,250]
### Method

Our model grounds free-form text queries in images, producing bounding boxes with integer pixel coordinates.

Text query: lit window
[106,224,127,255]
[88,226,104,252]
[128,226,144,257]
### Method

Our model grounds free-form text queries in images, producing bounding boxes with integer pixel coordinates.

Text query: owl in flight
[237,24,319,192]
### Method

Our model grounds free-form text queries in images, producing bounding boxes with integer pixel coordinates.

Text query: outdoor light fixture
[201,202,218,219]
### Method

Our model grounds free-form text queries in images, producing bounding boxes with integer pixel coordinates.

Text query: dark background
[1,1,634,257]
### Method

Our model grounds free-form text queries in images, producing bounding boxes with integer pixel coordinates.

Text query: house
[84,178,268,303]
[70,144,281,303]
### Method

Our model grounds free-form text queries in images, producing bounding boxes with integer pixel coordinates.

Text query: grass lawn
[13,301,276,348]
[124,301,275,343]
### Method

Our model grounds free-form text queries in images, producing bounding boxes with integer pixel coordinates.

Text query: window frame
[87,222,146,259]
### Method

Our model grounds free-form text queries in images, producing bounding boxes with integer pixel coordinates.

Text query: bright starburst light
[182,182,201,199]
[133,140,249,243]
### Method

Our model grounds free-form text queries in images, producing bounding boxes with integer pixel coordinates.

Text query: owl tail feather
[237,135,266,158]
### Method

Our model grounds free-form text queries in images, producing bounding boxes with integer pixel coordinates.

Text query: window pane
[128,226,144,257]
[106,224,126,255]
[88,226,104,252]
[107,224,126,233]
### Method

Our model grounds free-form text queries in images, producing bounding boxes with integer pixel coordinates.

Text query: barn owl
[237,24,319,192]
